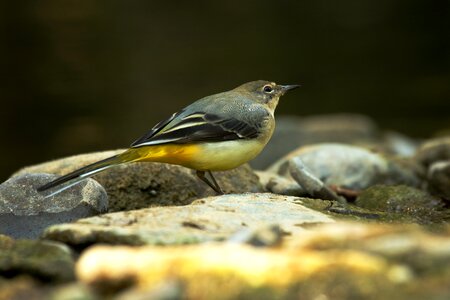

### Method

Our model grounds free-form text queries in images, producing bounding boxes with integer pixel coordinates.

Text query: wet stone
[0,173,108,239]
[355,185,448,224]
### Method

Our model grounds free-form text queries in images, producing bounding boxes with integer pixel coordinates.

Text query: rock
[0,234,75,282]
[428,160,450,200]
[250,114,379,169]
[415,137,450,167]
[43,193,334,246]
[290,222,450,280]
[382,131,419,157]
[256,170,305,196]
[226,224,284,247]
[355,185,448,224]
[14,150,264,212]
[289,157,345,203]
[49,283,97,300]
[75,243,392,299]
[74,222,450,299]
[0,276,48,300]
[0,173,108,239]
[269,143,421,190]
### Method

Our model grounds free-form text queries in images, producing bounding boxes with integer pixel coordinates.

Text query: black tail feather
[37,155,120,192]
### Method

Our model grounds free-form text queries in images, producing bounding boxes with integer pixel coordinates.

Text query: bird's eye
[263,85,274,93]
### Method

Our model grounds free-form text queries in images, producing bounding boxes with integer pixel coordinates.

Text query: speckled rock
[355,185,448,224]
[427,160,450,200]
[43,193,334,246]
[269,143,421,190]
[75,222,450,300]
[0,234,75,282]
[14,150,264,212]
[415,137,450,167]
[250,114,379,169]
[0,173,108,239]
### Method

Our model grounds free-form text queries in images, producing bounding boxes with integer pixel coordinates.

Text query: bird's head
[234,80,300,112]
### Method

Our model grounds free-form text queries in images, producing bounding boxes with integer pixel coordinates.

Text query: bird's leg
[196,170,224,195]
[207,170,224,194]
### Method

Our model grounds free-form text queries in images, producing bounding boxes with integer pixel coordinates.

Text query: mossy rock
[355,185,448,224]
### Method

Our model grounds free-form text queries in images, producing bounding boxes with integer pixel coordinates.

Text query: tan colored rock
[74,222,450,299]
[76,244,391,299]
[14,150,264,212]
[43,193,334,246]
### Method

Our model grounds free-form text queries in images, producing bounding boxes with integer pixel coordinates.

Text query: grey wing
[131,110,267,147]
[130,110,184,147]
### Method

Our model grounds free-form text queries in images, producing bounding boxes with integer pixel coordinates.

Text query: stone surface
[256,170,305,196]
[289,157,345,202]
[0,276,48,300]
[427,160,450,200]
[250,114,379,170]
[14,150,264,212]
[415,137,450,167]
[75,222,450,300]
[0,173,108,239]
[43,193,334,246]
[49,283,97,300]
[382,131,419,157]
[355,185,448,224]
[269,143,420,190]
[0,234,75,282]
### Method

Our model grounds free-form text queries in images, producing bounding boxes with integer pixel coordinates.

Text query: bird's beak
[280,84,301,95]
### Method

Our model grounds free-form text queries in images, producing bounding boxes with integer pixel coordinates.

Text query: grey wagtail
[37,80,299,195]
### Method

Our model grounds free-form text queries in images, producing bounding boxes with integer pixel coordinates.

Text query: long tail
[37,153,127,197]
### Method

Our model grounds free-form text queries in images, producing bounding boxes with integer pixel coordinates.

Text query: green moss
[355,185,449,224]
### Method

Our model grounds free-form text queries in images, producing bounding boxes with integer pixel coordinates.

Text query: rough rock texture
[43,193,334,246]
[0,173,108,239]
[14,150,264,212]
[0,234,75,282]
[355,185,448,224]
[269,143,420,190]
[251,114,379,169]
[75,222,450,300]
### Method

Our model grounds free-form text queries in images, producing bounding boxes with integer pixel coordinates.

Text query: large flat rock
[43,193,334,246]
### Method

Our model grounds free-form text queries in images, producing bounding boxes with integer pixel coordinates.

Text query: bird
[37,80,299,196]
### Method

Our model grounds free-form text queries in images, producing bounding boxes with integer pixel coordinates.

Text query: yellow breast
[126,140,266,171]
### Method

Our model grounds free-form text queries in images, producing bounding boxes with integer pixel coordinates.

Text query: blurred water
[1,0,449,181]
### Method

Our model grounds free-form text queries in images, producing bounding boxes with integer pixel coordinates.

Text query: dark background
[1,0,449,181]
